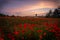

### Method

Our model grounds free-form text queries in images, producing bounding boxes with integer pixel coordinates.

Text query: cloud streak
[0,0,60,16]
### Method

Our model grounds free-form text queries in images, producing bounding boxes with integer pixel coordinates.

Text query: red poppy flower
[45,28,49,30]
[21,30,25,35]
[39,35,42,39]
[43,32,46,36]
[43,22,49,27]
[49,29,55,32]
[19,24,22,28]
[31,24,36,27]
[0,37,4,40]
[37,30,42,33]
[7,33,14,39]
[11,37,15,40]
[49,23,53,27]
[24,23,28,29]
[13,31,19,35]
[28,24,34,31]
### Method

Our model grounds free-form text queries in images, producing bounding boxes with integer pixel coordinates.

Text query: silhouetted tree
[0,13,5,16]
[52,6,60,18]
[46,6,60,18]
[6,15,9,17]
[46,10,52,18]
[11,15,15,17]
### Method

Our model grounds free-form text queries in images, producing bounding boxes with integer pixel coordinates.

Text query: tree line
[46,6,60,18]
[0,13,15,17]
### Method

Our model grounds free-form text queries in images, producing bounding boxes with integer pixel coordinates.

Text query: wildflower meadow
[0,17,60,40]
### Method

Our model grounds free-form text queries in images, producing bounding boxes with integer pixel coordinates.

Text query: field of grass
[0,17,60,40]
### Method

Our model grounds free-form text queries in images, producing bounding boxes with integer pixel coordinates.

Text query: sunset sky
[0,0,60,16]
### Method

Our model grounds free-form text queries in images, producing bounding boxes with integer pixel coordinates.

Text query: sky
[0,0,60,16]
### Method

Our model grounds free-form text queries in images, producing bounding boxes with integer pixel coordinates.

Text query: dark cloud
[0,0,9,12]
[0,0,59,8]
[0,0,59,5]
[0,0,8,6]
[0,0,7,7]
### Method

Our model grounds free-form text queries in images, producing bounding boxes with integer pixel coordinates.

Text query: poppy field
[0,17,60,40]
